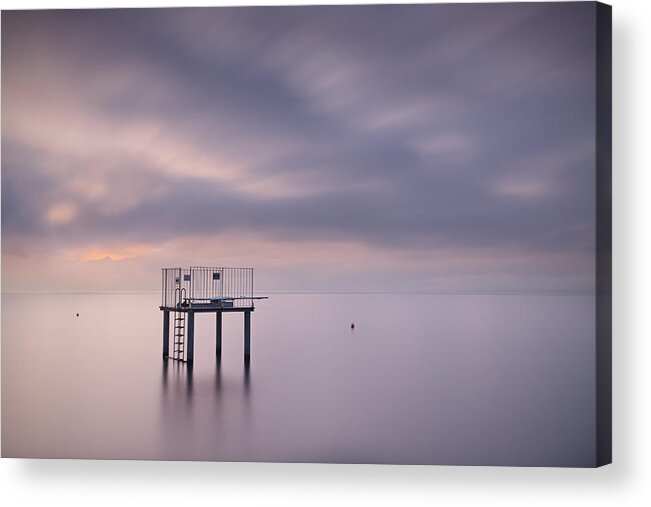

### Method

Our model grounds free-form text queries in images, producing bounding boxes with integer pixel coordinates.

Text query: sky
[1,3,597,293]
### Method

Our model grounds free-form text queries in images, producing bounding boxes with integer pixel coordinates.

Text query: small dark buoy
[350,322,355,330]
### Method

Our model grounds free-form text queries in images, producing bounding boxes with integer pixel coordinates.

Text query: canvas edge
[595,0,612,468]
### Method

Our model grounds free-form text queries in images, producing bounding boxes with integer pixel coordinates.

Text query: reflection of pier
[160,267,267,364]
[159,357,253,459]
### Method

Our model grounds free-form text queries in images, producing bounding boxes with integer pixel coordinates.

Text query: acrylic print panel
[1,2,611,467]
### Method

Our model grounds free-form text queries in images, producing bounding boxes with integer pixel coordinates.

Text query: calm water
[1,293,596,466]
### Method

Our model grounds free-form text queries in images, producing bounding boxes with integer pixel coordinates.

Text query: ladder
[173,287,187,361]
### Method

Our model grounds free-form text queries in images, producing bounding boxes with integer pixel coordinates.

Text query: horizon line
[0,289,596,297]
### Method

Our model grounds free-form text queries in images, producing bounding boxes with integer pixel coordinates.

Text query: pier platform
[159,267,267,364]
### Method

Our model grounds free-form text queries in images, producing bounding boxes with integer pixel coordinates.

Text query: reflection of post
[162,357,169,390]
[186,363,193,399]
[216,311,222,357]
[215,356,222,393]
[162,311,170,358]
[187,311,195,364]
[244,358,250,392]
[244,310,251,361]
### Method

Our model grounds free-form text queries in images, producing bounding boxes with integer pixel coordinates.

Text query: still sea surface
[2,292,595,466]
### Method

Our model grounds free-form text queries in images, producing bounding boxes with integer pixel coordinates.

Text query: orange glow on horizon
[67,244,156,262]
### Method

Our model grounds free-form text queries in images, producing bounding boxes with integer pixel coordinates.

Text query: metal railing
[161,267,254,308]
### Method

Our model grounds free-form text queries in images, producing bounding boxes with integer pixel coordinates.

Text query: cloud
[46,202,78,225]
[1,4,598,292]
[493,177,551,200]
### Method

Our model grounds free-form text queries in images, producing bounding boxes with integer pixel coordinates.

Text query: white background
[0,0,648,505]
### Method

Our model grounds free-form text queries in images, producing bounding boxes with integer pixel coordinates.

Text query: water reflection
[161,358,194,401]
[244,358,251,394]
[160,359,194,436]
[3,293,596,465]
[161,359,252,403]
[215,357,222,394]
[186,363,194,398]
[159,355,253,458]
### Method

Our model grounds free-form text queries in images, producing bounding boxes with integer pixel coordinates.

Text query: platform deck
[159,305,255,313]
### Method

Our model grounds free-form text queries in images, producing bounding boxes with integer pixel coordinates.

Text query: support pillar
[162,311,170,358]
[216,311,223,357]
[244,310,251,360]
[187,311,195,364]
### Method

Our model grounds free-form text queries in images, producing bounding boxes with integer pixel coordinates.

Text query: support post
[216,311,222,357]
[162,311,170,358]
[244,310,251,360]
[187,311,195,364]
